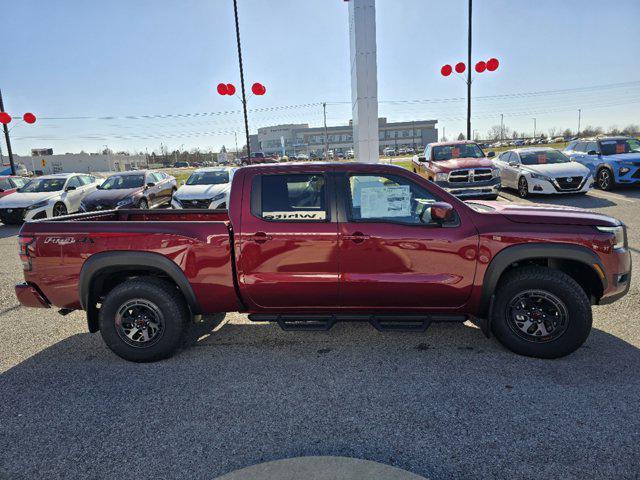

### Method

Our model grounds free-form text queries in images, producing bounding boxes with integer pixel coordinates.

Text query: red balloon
[226,83,236,95]
[217,83,228,95]
[455,62,466,74]
[486,58,499,71]
[23,112,36,124]
[259,84,266,95]
[475,61,487,73]
[440,65,452,77]
[0,112,11,124]
[251,82,262,95]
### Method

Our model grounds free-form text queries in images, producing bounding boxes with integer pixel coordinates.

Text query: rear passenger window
[258,174,328,221]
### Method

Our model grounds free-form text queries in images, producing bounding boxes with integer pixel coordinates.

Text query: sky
[2,0,639,155]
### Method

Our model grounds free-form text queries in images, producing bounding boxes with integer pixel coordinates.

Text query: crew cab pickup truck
[15,163,631,362]
[412,141,501,199]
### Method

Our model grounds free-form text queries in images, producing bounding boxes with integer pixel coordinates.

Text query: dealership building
[6,152,148,175]
[250,118,438,156]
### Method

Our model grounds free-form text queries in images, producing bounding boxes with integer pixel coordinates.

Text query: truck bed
[19,208,238,314]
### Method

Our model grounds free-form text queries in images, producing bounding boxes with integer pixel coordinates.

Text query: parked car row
[411,136,639,199]
[0,170,177,224]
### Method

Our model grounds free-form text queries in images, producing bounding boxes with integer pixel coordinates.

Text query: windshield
[520,150,569,165]
[19,178,66,193]
[599,139,640,155]
[0,179,13,191]
[100,174,145,190]
[433,143,484,161]
[186,171,230,185]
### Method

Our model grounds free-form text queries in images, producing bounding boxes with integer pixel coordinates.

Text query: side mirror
[430,202,454,224]
[508,161,519,167]
[418,155,426,162]
[65,186,77,191]
[181,180,186,186]
[146,182,156,188]
[587,150,597,156]
[487,151,495,158]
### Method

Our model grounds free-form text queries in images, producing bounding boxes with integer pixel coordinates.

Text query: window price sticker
[360,185,411,218]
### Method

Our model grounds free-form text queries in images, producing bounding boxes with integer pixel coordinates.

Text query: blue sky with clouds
[3,0,639,154]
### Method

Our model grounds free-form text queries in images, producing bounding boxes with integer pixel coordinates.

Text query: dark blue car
[564,137,640,190]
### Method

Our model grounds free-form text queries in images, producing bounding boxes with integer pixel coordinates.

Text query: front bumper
[599,248,632,305]
[0,205,51,223]
[15,283,50,308]
[614,165,640,185]
[171,197,227,209]
[435,177,501,198]
[528,175,593,195]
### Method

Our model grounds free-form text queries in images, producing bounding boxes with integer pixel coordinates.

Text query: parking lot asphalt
[1,189,639,480]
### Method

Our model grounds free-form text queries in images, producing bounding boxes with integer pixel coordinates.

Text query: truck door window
[258,174,328,221]
[347,174,441,225]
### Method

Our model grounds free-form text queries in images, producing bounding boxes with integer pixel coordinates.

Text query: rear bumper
[15,283,51,308]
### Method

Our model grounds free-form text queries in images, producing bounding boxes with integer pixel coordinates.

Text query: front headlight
[435,173,448,182]
[210,193,226,202]
[491,168,500,178]
[530,172,552,181]
[26,200,49,211]
[619,167,630,175]
[596,225,627,250]
[116,198,134,208]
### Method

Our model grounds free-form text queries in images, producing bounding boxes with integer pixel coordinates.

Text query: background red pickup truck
[412,140,501,199]
[16,163,631,362]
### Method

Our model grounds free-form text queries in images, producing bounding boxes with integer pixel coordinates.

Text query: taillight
[18,235,36,271]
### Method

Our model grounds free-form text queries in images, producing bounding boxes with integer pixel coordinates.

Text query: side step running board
[248,314,337,331]
[248,313,467,332]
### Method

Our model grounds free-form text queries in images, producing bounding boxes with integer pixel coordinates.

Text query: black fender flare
[478,242,607,317]
[79,251,201,328]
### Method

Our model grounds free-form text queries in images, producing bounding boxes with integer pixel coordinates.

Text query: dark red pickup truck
[15,162,631,362]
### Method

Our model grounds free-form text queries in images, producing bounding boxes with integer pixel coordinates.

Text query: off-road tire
[491,266,592,359]
[99,277,189,362]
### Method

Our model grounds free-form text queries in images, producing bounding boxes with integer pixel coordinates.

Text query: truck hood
[0,191,58,208]
[431,157,494,172]
[174,184,230,200]
[473,201,620,227]
[82,188,142,207]
[520,162,591,177]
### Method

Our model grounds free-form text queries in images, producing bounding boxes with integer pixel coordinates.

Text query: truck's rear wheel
[99,277,189,362]
[491,266,592,358]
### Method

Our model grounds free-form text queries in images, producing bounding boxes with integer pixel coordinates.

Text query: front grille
[179,199,211,209]
[555,176,583,190]
[0,208,26,224]
[448,168,493,183]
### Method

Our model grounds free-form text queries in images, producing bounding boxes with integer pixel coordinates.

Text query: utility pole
[500,113,504,142]
[577,108,581,137]
[233,0,250,160]
[442,126,445,142]
[323,102,328,158]
[466,0,472,141]
[532,118,536,139]
[0,89,16,175]
[234,131,239,158]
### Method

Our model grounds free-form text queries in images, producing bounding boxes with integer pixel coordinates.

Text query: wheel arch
[479,243,606,317]
[79,251,201,332]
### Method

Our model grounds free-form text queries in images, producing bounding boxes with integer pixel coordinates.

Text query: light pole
[577,109,581,137]
[532,118,536,139]
[0,89,37,175]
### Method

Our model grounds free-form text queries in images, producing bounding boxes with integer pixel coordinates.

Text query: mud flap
[478,294,495,338]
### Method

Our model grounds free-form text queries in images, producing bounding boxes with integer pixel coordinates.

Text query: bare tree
[608,125,621,135]
[457,133,466,140]
[548,127,559,138]
[487,125,511,141]
[622,124,639,136]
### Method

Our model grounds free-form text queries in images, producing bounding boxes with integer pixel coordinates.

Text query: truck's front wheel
[491,266,592,358]
[99,278,189,362]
